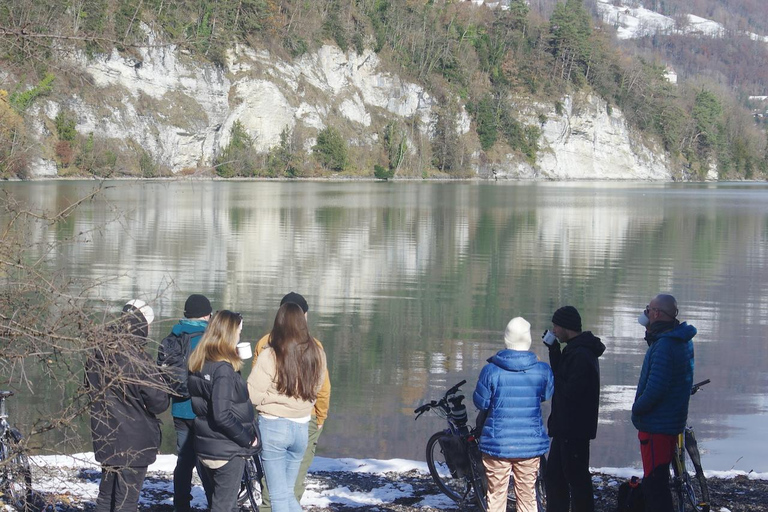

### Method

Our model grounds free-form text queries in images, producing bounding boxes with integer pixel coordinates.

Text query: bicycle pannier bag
[437,434,470,478]
[157,330,204,399]
[616,476,645,512]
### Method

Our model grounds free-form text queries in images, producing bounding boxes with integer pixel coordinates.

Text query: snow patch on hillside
[596,0,768,42]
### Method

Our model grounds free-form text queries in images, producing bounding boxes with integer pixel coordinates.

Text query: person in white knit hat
[86,299,169,512]
[473,317,554,512]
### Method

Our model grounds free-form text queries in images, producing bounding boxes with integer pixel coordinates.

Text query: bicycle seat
[0,391,14,398]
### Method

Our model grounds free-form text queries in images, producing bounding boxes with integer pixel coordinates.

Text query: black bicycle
[0,391,32,511]
[238,454,264,510]
[415,380,546,511]
[672,379,710,512]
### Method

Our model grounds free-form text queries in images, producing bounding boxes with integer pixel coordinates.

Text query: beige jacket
[252,333,331,425]
[247,345,327,420]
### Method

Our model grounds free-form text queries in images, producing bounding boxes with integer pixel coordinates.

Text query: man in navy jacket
[633,294,696,512]
[544,306,605,512]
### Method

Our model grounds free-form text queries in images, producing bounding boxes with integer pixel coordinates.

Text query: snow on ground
[28,453,768,510]
[595,0,768,42]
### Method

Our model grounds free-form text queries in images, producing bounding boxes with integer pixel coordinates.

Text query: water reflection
[3,180,768,471]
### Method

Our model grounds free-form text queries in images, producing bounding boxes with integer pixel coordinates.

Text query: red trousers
[638,431,676,477]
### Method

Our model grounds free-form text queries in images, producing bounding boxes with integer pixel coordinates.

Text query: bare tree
[0,183,174,502]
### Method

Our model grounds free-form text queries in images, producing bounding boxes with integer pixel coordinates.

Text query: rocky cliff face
[22,38,674,179]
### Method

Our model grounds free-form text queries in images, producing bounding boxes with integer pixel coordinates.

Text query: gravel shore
[299,469,768,512]
[36,466,768,512]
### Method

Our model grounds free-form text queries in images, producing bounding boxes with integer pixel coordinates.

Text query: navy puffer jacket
[632,322,696,435]
[189,360,259,461]
[473,350,554,459]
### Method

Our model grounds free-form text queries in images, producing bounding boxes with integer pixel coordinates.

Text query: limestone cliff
[18,39,675,180]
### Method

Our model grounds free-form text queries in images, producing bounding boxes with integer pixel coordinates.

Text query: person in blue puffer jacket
[632,293,696,512]
[473,317,554,512]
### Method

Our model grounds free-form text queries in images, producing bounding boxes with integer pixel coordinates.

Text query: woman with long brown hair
[187,310,260,512]
[248,302,326,512]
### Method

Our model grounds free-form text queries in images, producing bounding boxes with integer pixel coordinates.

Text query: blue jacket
[169,319,208,419]
[473,350,554,459]
[632,322,696,435]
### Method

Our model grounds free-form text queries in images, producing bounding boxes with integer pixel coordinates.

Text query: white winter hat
[124,299,154,325]
[504,317,532,351]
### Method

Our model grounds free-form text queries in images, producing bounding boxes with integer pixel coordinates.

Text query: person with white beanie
[473,317,554,512]
[86,299,169,512]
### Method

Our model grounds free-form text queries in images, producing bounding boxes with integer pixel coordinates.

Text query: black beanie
[184,294,212,318]
[552,306,582,332]
[280,291,309,313]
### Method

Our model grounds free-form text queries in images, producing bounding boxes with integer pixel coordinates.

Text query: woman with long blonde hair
[248,302,326,512]
[188,310,259,512]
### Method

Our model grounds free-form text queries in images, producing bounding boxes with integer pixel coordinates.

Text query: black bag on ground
[157,330,204,399]
[616,476,645,512]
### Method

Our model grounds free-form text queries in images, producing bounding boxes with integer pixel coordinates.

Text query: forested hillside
[0,0,766,179]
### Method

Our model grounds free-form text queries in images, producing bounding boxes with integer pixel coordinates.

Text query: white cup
[542,330,558,346]
[237,342,253,360]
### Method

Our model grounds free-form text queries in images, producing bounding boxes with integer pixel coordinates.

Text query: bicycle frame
[0,391,32,511]
[670,380,710,512]
[415,381,488,510]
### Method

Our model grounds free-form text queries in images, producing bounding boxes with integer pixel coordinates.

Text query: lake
[3,179,768,472]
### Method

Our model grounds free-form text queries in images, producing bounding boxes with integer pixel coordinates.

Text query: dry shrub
[55,141,74,166]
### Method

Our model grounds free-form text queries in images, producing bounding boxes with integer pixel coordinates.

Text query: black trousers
[174,417,212,512]
[545,437,594,512]
[95,465,148,512]
[642,462,674,512]
[199,457,246,512]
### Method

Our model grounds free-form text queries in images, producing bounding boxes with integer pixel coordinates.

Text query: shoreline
[6,175,766,183]
[24,454,768,512]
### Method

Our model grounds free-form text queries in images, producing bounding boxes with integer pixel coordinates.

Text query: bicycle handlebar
[413,380,467,420]
[691,379,710,395]
[446,380,467,396]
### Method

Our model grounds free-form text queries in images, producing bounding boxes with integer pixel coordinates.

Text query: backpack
[616,476,645,512]
[157,330,205,399]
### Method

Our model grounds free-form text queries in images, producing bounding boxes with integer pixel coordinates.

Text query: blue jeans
[259,416,308,512]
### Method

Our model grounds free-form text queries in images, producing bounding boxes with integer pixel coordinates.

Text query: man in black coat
[86,300,169,512]
[544,306,606,512]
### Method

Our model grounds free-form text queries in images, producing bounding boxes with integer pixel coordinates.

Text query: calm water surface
[4,180,768,472]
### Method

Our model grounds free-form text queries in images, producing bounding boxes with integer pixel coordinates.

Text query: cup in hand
[542,330,558,346]
[237,342,253,360]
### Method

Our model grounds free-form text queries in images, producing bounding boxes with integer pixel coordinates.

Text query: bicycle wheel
[237,456,263,510]
[0,445,32,512]
[682,429,710,512]
[466,442,487,511]
[426,432,475,507]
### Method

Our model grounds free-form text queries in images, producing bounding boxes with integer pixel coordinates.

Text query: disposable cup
[237,342,253,360]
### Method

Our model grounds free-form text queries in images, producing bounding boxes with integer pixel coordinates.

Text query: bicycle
[414,380,546,511]
[0,391,32,511]
[671,379,710,512]
[237,454,264,510]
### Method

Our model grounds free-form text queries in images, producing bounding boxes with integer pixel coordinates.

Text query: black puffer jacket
[547,331,606,440]
[188,360,258,461]
[86,338,169,467]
